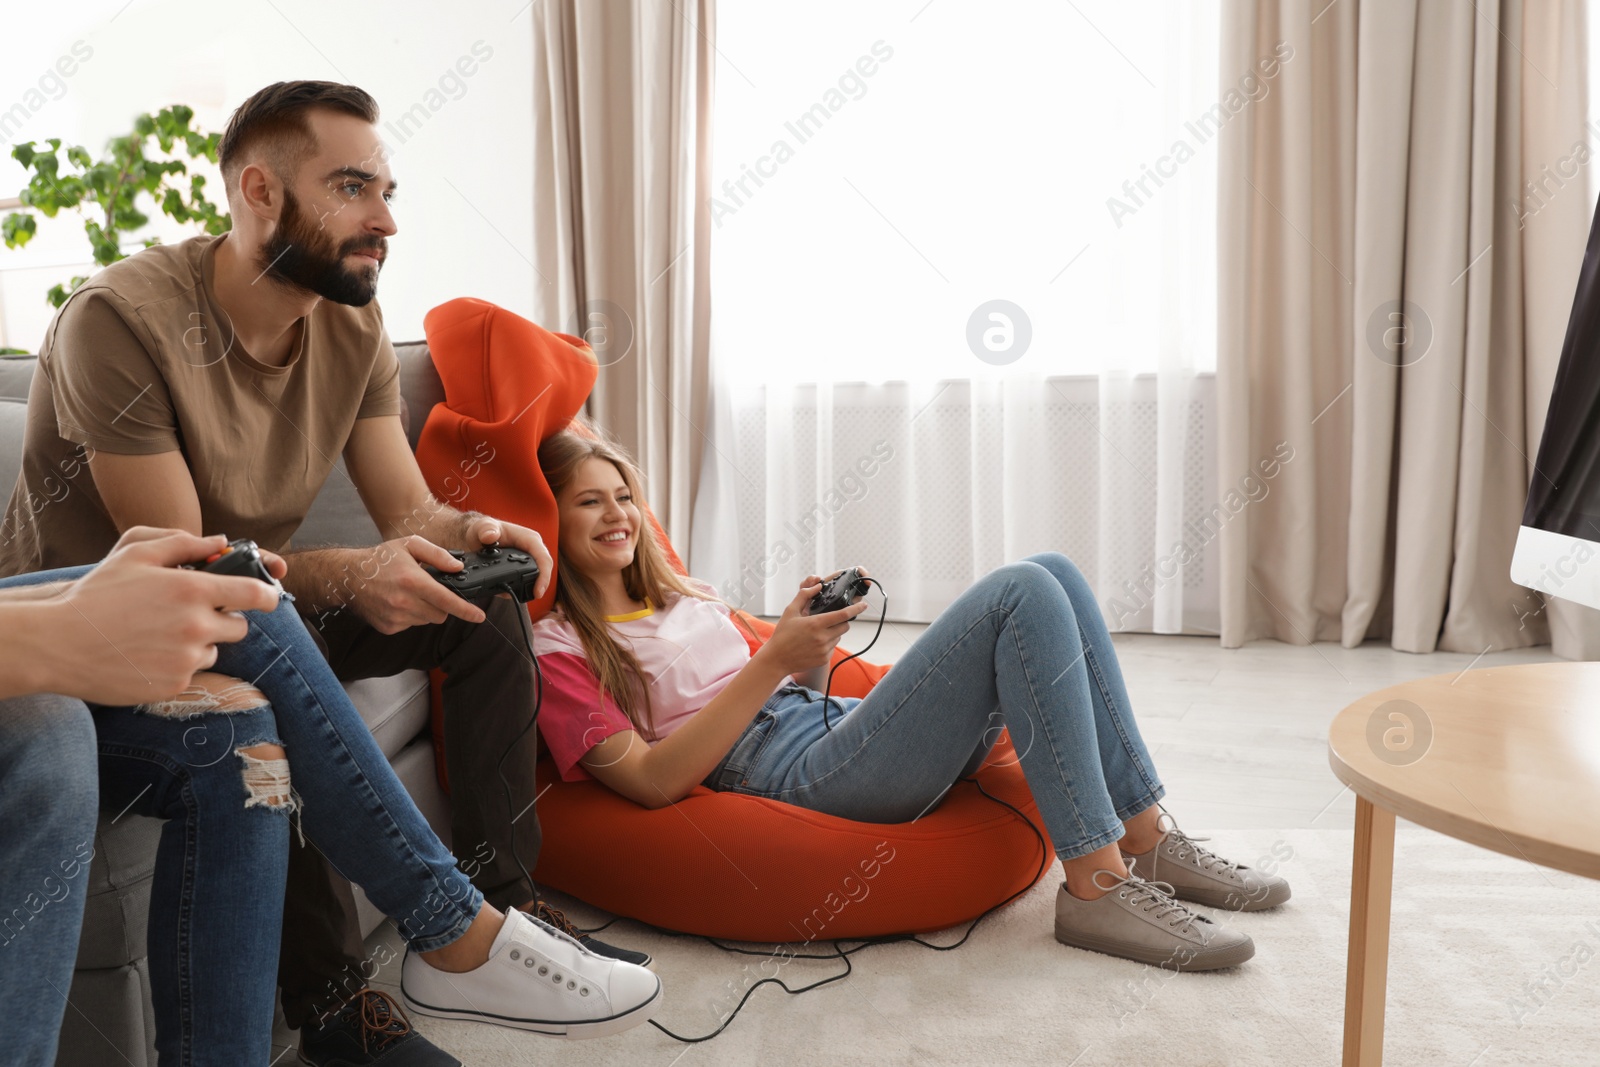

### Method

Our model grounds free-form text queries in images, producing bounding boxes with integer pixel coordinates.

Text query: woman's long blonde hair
[537,415,727,739]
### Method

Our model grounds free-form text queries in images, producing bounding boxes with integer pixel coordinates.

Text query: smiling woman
[558,454,648,618]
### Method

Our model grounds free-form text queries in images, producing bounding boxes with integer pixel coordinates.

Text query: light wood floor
[821,618,1564,832]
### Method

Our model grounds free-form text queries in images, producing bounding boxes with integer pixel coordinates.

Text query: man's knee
[482,594,525,633]
[473,595,534,662]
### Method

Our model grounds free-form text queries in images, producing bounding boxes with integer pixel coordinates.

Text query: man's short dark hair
[218,81,380,194]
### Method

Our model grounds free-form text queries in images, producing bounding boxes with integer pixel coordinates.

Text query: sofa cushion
[396,341,445,452]
[343,669,432,760]
[0,354,36,401]
[56,959,156,1066]
[74,815,162,970]
[292,458,384,548]
[0,397,26,494]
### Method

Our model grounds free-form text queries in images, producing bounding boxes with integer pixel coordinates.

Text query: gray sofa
[0,343,459,1066]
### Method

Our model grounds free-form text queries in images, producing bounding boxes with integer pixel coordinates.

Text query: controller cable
[493,576,1051,1045]
[806,576,886,731]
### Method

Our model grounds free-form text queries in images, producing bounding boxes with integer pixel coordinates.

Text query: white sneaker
[400,908,662,1039]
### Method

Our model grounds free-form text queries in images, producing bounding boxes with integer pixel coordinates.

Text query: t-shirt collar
[201,233,310,376]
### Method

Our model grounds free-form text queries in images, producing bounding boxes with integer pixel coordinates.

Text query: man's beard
[256,188,385,307]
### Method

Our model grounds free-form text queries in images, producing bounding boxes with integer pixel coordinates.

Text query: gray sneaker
[1053,860,1255,971]
[1121,812,1291,912]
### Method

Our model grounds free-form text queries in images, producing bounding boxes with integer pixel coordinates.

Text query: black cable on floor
[644,771,1053,1043]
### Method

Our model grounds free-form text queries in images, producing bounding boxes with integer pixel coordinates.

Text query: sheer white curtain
[689,1,1222,631]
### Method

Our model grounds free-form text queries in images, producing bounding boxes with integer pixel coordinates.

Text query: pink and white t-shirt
[532,577,793,782]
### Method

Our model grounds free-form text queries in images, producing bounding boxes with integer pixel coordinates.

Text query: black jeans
[277,595,542,1029]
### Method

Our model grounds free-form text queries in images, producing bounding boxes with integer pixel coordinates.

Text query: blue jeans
[705,552,1165,860]
[0,693,100,1067]
[1,566,485,1065]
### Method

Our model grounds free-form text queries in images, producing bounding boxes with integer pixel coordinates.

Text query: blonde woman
[528,420,1289,970]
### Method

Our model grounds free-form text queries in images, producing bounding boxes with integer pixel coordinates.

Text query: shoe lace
[515,900,599,957]
[1154,810,1246,877]
[1093,859,1204,932]
[529,899,586,941]
[345,988,413,1053]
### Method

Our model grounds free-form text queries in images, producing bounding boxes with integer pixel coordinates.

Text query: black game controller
[183,537,293,601]
[427,544,541,602]
[804,567,870,616]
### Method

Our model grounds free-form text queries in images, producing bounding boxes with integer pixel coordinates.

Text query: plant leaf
[160,188,189,222]
[2,212,38,249]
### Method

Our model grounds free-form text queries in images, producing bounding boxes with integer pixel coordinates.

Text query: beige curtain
[1218,0,1600,656]
[527,0,716,551]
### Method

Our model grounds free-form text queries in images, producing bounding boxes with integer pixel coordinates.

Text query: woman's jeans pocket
[704,702,787,792]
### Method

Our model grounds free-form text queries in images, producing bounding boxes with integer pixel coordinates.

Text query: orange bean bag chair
[416,297,1052,940]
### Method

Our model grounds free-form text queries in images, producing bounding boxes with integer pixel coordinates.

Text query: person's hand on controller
[753,568,872,679]
[307,515,549,637]
[343,534,493,633]
[14,528,282,705]
[825,565,870,584]
[807,566,871,614]
[426,543,541,603]
[460,513,553,601]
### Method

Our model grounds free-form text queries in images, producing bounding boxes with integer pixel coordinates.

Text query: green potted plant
[2,104,230,312]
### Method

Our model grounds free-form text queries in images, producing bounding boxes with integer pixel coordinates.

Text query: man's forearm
[282,502,481,615]
[377,496,480,550]
[280,545,394,615]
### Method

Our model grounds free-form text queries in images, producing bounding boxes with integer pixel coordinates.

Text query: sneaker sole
[1053,924,1255,971]
[400,973,662,1040]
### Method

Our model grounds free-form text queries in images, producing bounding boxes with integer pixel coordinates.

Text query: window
[710,1,1221,385]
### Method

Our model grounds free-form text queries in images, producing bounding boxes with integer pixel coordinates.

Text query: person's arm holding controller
[578,571,872,809]
[0,527,282,703]
[279,413,554,631]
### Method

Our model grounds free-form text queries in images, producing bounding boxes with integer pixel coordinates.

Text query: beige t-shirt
[0,233,401,575]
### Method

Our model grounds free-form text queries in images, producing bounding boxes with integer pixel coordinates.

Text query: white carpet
[348,826,1600,1066]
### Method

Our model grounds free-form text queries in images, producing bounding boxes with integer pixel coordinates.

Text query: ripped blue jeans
[91,698,292,1066]
[3,566,483,1066]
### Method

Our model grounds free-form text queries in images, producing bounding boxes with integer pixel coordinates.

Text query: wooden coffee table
[1327,662,1600,1066]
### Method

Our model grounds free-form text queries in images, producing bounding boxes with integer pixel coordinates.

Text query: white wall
[0,0,535,350]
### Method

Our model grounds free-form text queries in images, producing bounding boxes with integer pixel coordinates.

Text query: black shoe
[522,899,654,969]
[298,988,460,1066]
